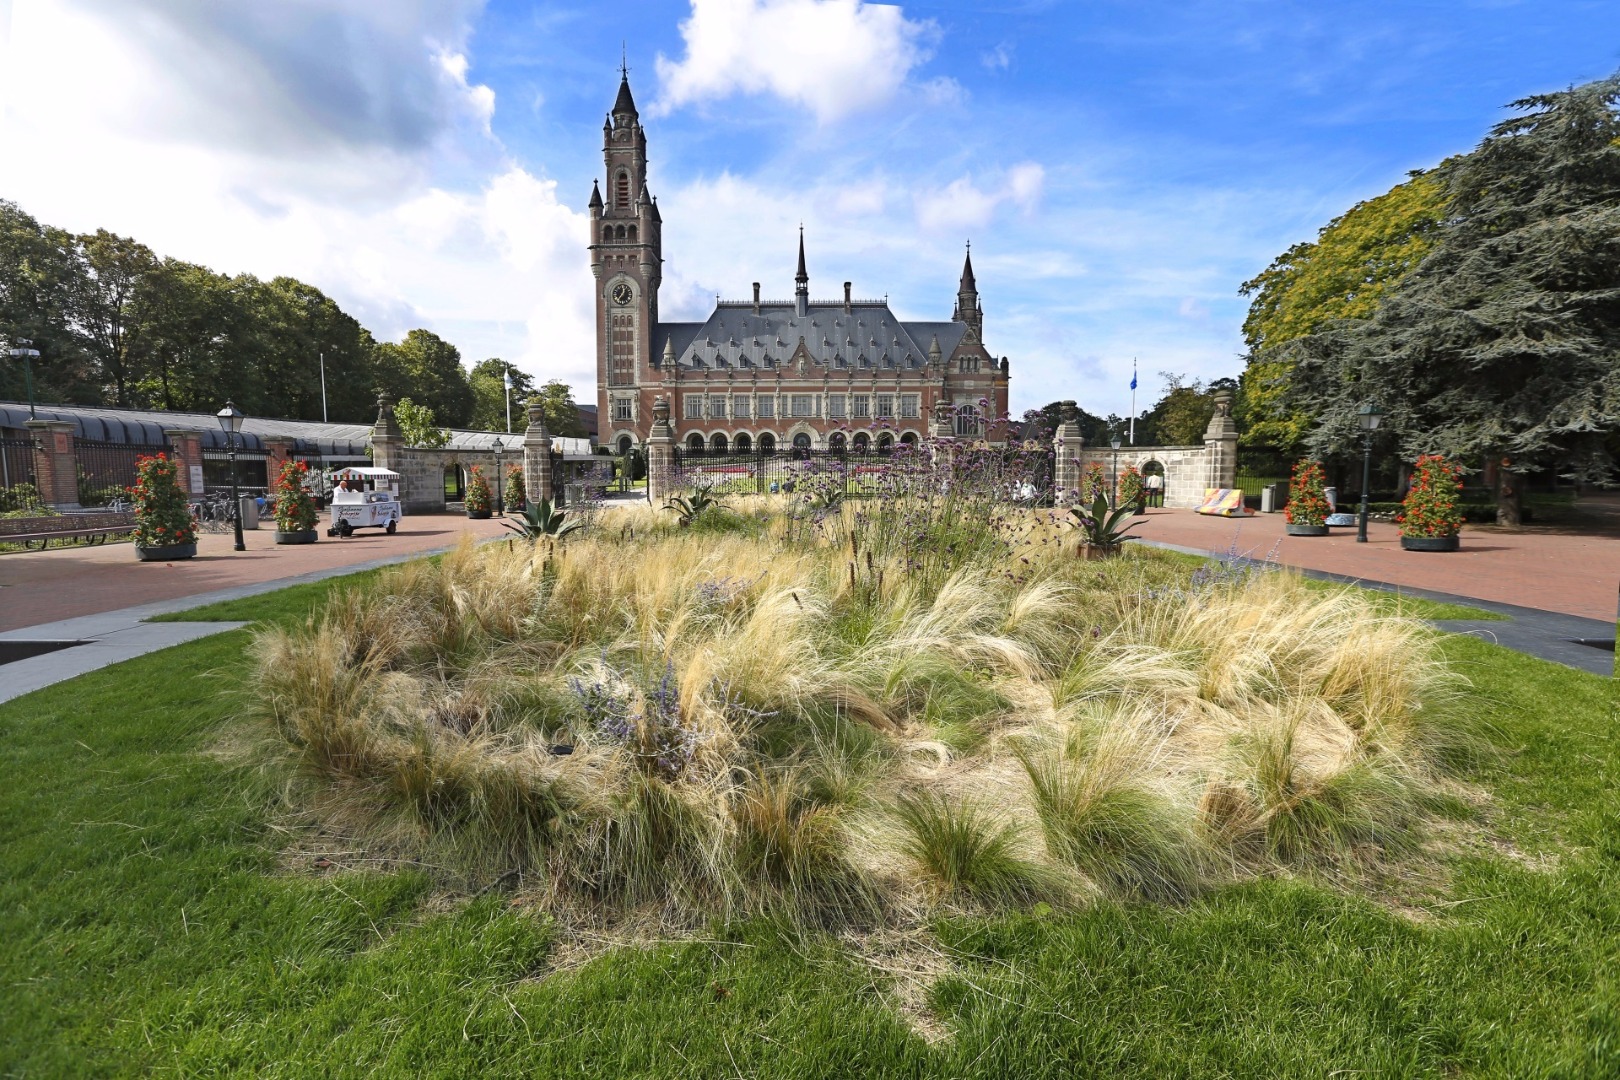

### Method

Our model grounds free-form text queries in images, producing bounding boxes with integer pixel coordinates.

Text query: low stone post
[522,399,553,508]
[1052,401,1085,507]
[644,396,676,505]
[25,420,79,508]
[1202,388,1240,493]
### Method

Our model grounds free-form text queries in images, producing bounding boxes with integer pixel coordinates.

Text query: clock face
[611,282,633,307]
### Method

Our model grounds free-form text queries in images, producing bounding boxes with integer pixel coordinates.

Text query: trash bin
[238,495,260,530]
[1260,484,1278,514]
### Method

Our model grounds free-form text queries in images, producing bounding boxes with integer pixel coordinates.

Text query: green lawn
[4,573,1616,1075]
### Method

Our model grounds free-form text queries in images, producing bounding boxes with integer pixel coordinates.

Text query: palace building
[591,73,1011,455]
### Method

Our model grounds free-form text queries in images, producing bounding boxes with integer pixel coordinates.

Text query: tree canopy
[1277,74,1620,519]
[1238,172,1446,452]
[0,200,554,435]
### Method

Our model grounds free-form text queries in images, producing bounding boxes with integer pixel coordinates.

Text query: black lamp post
[8,339,40,420]
[1356,402,1384,544]
[1109,435,1122,508]
[492,436,505,514]
[217,400,246,552]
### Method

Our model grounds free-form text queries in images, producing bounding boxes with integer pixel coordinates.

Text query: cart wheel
[385,520,396,535]
[338,522,353,538]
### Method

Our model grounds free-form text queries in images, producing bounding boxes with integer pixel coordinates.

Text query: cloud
[654,0,938,123]
[0,0,597,395]
[914,164,1045,233]
[981,42,1013,71]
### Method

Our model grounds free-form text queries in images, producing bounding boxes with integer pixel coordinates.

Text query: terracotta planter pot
[274,529,318,545]
[1079,542,1121,560]
[1400,534,1460,552]
[135,541,197,562]
[466,509,492,520]
[1285,523,1328,537]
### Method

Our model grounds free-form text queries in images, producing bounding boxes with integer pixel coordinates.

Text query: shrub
[1285,460,1330,526]
[465,466,492,513]
[0,482,49,516]
[129,453,198,548]
[272,460,319,532]
[1398,455,1464,538]
[1081,461,1108,504]
[505,464,526,511]
[1118,464,1144,508]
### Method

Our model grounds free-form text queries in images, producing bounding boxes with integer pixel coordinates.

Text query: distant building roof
[652,302,968,371]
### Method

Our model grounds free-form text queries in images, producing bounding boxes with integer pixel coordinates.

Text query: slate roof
[654,303,969,371]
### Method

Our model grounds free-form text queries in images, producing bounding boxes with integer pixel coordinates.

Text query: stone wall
[1073,446,1213,509]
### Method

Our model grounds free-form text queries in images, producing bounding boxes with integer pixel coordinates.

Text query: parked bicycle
[192,492,237,534]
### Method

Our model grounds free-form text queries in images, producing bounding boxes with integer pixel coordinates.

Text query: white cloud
[654,0,938,123]
[981,42,1013,71]
[0,0,597,400]
[914,164,1045,233]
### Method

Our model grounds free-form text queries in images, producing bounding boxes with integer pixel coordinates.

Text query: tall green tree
[63,229,159,406]
[1282,74,1620,524]
[1238,173,1446,452]
[373,329,475,428]
[468,358,537,432]
[527,379,587,438]
[0,202,88,405]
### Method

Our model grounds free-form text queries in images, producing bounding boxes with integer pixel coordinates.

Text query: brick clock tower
[590,70,661,437]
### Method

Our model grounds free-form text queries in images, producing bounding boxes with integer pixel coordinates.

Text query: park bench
[0,511,137,551]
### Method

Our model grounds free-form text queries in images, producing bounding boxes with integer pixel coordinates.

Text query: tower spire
[959,240,977,293]
[794,226,809,317]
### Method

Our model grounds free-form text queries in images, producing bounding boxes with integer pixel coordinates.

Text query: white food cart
[327,467,402,537]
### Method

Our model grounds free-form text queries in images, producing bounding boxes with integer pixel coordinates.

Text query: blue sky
[2,0,1616,417]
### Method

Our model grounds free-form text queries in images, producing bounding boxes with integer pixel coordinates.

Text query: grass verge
[4,561,1618,1075]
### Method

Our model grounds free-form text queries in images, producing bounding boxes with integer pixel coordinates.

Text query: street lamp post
[319,349,329,423]
[217,401,246,552]
[492,437,505,515]
[1356,402,1384,544]
[1109,435,1122,508]
[8,339,40,420]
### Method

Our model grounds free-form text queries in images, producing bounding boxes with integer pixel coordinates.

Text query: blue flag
[1129,371,1137,391]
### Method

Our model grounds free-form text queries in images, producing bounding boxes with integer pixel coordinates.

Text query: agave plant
[502,498,585,542]
[663,486,726,527]
[1067,491,1144,555]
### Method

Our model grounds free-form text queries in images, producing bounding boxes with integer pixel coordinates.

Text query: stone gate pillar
[644,396,675,505]
[1203,388,1239,492]
[1052,401,1085,507]
[25,420,79,508]
[522,398,553,507]
[370,393,402,472]
[162,429,206,498]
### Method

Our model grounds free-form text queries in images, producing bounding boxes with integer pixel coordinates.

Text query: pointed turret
[612,74,638,121]
[794,227,809,318]
[588,179,603,213]
[928,335,942,364]
[954,241,983,339]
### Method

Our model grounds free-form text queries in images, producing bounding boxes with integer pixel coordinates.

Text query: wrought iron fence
[201,446,270,493]
[74,438,170,507]
[1233,444,1293,499]
[671,444,1056,503]
[0,437,37,505]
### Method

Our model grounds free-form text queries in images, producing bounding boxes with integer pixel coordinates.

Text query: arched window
[758,433,776,452]
[627,225,637,242]
[735,433,752,452]
[686,433,705,451]
[617,434,633,454]
[852,432,870,452]
[792,433,812,450]
[828,432,847,452]
[710,432,728,452]
[616,171,630,208]
[616,225,626,240]
[876,432,894,453]
[899,431,918,448]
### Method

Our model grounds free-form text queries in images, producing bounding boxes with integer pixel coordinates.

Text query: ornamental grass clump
[1286,459,1331,525]
[1399,455,1465,538]
[129,453,197,548]
[272,460,319,533]
[251,501,1474,933]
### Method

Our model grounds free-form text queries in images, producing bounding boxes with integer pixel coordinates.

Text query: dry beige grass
[252,515,1470,931]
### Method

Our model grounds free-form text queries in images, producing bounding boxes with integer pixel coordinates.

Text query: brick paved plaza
[2,498,1617,634]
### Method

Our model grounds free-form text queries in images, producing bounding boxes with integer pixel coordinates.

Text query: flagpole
[1129,357,1137,445]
